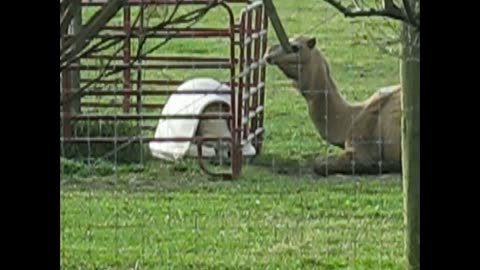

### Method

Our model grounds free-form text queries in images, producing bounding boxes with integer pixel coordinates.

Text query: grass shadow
[243,153,317,176]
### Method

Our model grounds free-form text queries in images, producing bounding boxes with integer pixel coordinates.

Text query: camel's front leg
[313,148,390,176]
[313,149,356,176]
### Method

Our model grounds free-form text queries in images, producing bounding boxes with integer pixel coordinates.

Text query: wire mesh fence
[60,0,409,269]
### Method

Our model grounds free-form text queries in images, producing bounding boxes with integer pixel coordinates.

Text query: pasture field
[61,0,403,269]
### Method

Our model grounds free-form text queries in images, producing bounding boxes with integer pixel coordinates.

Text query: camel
[263,35,402,175]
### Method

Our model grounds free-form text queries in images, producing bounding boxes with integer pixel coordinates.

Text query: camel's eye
[291,45,299,53]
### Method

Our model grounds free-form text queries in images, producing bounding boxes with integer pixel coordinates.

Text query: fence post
[400,14,420,270]
[70,0,82,114]
[263,0,291,52]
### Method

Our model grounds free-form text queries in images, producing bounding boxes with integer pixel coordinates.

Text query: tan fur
[263,35,402,175]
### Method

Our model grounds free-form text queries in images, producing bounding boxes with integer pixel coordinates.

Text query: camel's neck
[301,56,362,147]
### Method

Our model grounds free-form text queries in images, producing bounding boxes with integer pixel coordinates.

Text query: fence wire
[60,0,409,269]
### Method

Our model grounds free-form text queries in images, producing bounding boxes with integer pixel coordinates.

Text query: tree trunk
[70,0,82,114]
[400,10,420,270]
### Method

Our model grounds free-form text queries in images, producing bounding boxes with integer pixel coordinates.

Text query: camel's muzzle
[263,54,274,64]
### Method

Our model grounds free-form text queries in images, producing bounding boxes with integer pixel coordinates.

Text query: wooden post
[263,0,291,53]
[400,6,420,269]
[70,0,82,114]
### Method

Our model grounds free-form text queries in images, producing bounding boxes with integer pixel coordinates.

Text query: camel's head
[263,35,317,83]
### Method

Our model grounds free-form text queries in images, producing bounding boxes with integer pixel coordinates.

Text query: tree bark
[400,4,420,269]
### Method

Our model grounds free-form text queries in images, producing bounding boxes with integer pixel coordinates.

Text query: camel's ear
[306,37,316,49]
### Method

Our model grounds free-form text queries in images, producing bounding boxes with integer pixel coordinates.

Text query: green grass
[62,171,403,269]
[61,0,404,269]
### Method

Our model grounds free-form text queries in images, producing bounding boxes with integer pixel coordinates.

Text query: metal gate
[60,0,269,179]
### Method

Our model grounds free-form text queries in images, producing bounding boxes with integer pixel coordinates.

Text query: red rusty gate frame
[60,0,269,179]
